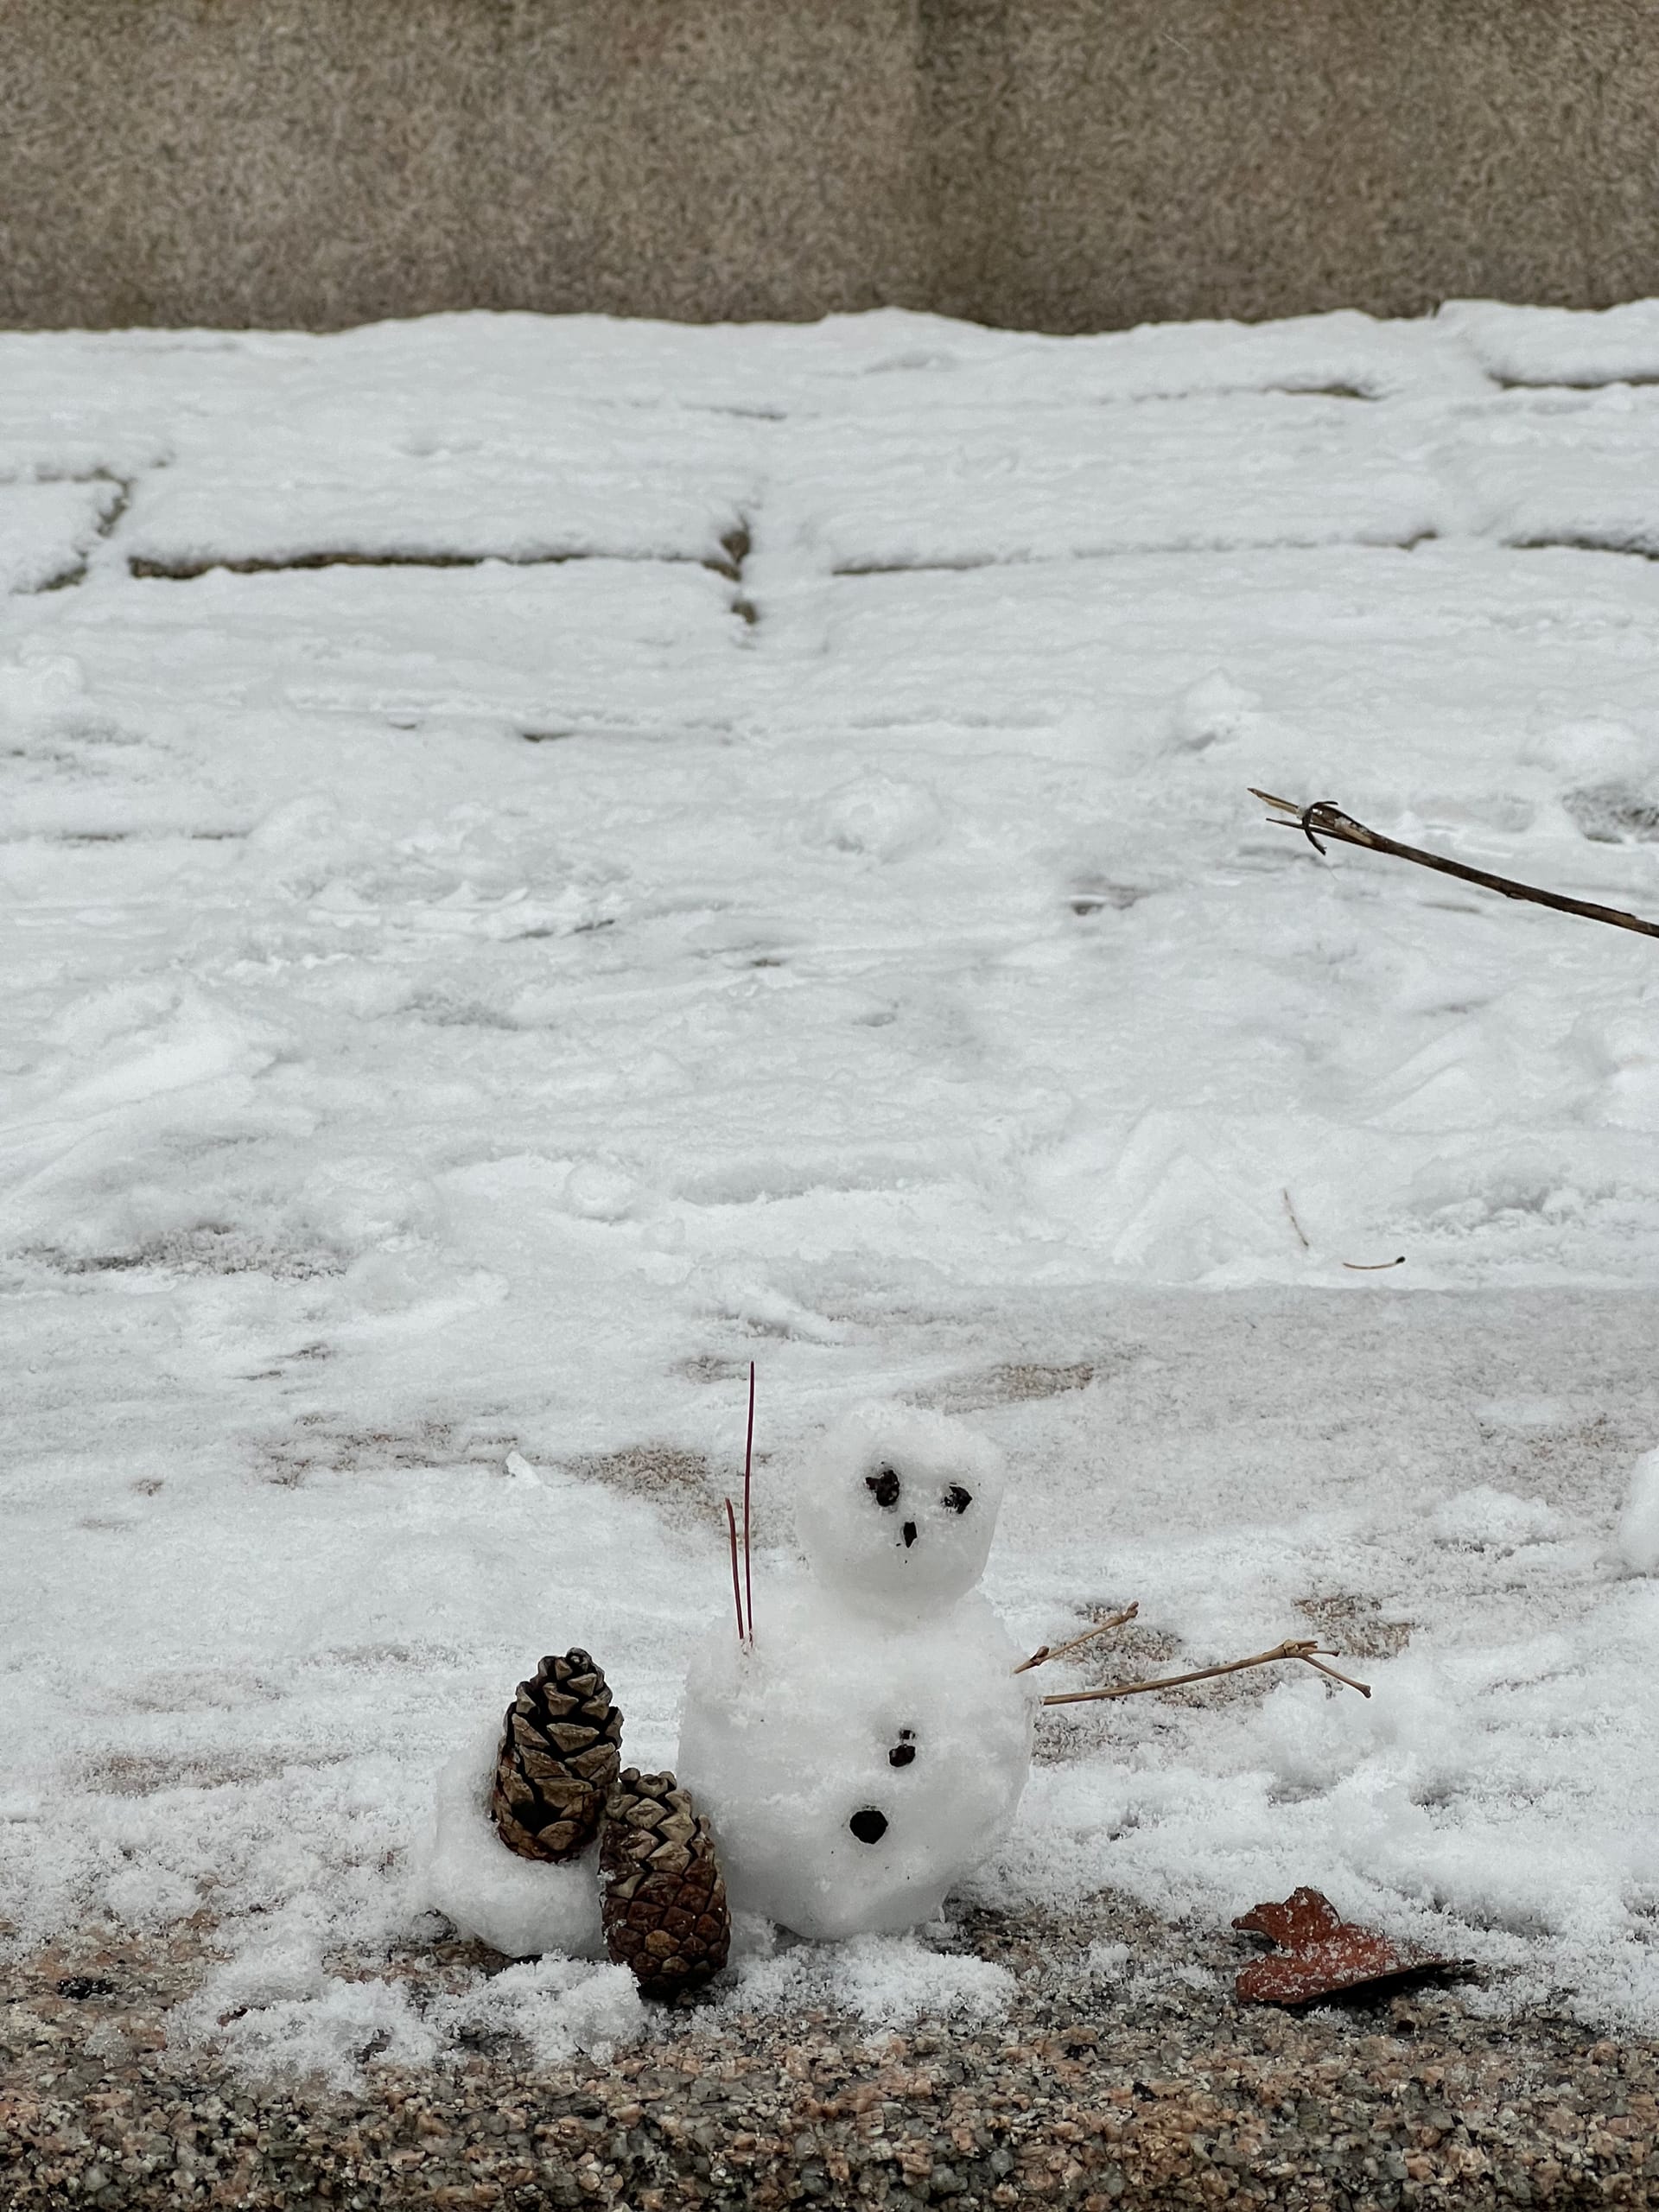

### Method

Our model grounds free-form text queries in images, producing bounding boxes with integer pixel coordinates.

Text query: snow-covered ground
[3,300,1659,2075]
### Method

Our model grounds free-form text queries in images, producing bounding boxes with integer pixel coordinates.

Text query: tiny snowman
[677,1402,1038,1941]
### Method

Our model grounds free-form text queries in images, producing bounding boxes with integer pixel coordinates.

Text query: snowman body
[677,1403,1037,1940]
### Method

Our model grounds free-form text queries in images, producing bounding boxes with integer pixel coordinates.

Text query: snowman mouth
[901,1520,918,1547]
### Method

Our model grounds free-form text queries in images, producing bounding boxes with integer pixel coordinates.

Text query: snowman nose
[901,1521,918,1547]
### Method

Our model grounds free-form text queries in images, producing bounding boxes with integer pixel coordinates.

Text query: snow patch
[413,1718,607,1963]
[1616,1448,1659,1574]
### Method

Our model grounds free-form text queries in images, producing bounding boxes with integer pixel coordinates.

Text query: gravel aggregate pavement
[4,1906,1657,2210]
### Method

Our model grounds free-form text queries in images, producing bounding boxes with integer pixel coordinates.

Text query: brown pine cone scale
[489,1649,623,1862]
[601,1767,730,2000]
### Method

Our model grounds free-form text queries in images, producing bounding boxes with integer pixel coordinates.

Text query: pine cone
[489,1649,623,1862]
[601,1768,731,2000]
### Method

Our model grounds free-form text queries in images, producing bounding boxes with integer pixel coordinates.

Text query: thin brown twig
[1281,1188,1311,1250]
[723,1497,746,1644]
[1039,1637,1371,1707]
[1343,1255,1405,1271]
[1250,788,1659,942]
[1014,1602,1139,1675]
[1300,1650,1372,1695]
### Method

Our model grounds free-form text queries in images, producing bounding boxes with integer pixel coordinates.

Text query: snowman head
[794,1403,1007,1619]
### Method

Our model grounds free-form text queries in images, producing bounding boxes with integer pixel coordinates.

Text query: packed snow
[1618,1449,1659,1578]
[3,299,1659,2076]
[678,1406,1036,1940]
[791,1402,1010,1620]
[417,1714,607,1964]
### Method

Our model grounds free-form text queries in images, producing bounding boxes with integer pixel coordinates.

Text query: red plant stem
[742,1362,756,1647]
[724,1497,746,1643]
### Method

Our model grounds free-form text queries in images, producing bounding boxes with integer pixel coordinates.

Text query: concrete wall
[2,0,1656,334]
[923,0,1659,330]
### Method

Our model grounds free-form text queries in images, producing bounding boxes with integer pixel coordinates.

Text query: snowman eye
[865,1465,902,1510]
[888,1730,917,1769]
[849,1807,889,1844]
[943,1485,973,1514]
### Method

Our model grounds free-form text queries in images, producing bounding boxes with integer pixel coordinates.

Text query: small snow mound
[0,650,86,721]
[561,1158,640,1221]
[427,1958,647,2067]
[817,776,942,861]
[169,1900,441,2086]
[102,1864,202,1928]
[1616,1448,1659,1575]
[1519,715,1651,783]
[1083,1938,1130,1981]
[180,1974,439,2088]
[1166,670,1261,753]
[832,1933,1014,2024]
[412,1717,606,1962]
[245,791,342,855]
[1430,1485,1563,1551]
[730,1933,1014,2027]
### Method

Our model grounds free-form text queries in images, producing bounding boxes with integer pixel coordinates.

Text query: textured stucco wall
[2,0,1656,333]
[0,0,934,328]
[922,0,1659,329]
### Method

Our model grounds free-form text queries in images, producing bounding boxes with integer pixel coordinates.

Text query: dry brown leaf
[1232,1886,1470,2006]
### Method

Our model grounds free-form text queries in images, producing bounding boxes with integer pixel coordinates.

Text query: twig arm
[1250,790,1659,942]
[1014,1602,1139,1675]
[1040,1637,1371,1707]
